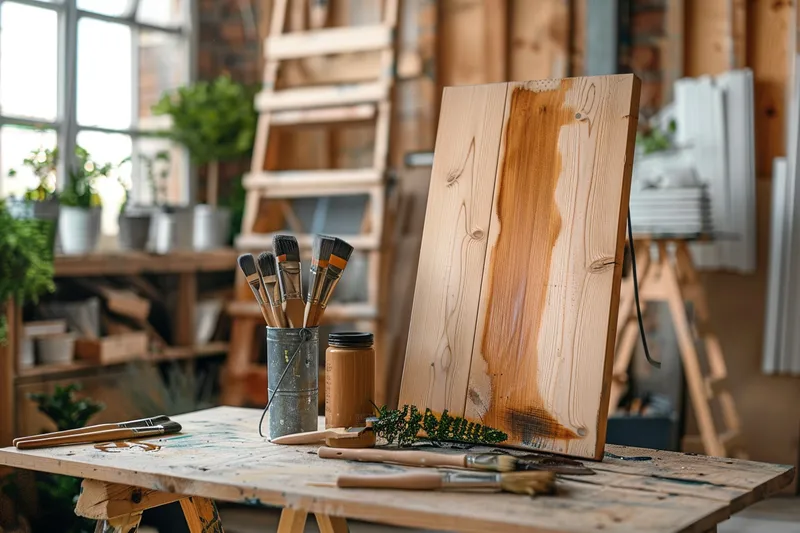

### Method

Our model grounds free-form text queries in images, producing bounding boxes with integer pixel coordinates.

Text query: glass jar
[325,332,375,440]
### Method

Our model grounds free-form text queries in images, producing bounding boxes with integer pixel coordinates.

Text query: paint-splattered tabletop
[0,407,793,533]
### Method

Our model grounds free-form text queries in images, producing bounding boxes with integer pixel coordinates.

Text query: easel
[610,237,746,458]
[223,0,398,406]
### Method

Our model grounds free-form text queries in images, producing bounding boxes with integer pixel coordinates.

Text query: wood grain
[465,76,639,459]
[509,0,569,80]
[399,84,508,414]
[180,497,224,533]
[0,407,792,533]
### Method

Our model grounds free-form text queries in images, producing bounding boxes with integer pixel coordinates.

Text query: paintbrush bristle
[257,252,277,277]
[237,253,258,276]
[499,471,555,496]
[312,235,336,265]
[273,235,300,262]
[160,421,183,434]
[467,454,518,473]
[331,237,354,263]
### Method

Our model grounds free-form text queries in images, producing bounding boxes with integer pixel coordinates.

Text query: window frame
[0,0,197,204]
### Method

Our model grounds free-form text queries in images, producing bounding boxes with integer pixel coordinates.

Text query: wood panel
[749,0,792,176]
[401,75,640,459]
[0,407,793,533]
[399,83,508,414]
[509,0,569,80]
[684,0,729,77]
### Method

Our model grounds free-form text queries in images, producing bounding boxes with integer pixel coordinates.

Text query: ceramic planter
[193,204,231,250]
[59,206,101,255]
[149,205,193,254]
[118,205,153,251]
[36,332,76,365]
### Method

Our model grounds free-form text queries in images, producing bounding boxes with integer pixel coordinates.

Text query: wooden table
[0,407,794,533]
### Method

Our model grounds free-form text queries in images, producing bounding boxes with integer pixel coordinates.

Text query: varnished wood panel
[401,75,640,459]
[398,83,508,414]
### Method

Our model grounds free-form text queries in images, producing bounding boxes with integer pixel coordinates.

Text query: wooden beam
[180,497,225,533]
[509,0,569,80]
[684,0,730,76]
[76,479,185,520]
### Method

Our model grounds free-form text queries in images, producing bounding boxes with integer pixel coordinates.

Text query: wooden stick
[318,447,466,469]
[16,424,180,449]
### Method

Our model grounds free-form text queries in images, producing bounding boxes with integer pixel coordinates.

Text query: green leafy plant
[29,384,104,431]
[2,384,104,533]
[636,118,677,155]
[152,74,257,166]
[372,404,508,447]
[0,200,55,343]
[8,144,58,201]
[58,146,112,209]
[119,150,171,211]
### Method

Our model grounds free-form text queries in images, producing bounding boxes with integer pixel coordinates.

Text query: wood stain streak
[480,83,580,443]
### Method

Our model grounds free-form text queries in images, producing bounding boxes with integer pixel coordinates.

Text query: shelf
[54,249,238,277]
[15,342,229,383]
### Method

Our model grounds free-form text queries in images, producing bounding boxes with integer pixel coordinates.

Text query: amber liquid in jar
[325,332,375,445]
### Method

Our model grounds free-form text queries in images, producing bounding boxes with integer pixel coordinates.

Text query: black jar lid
[329,332,374,348]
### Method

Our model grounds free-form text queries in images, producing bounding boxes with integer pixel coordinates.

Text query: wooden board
[0,407,794,533]
[400,75,641,459]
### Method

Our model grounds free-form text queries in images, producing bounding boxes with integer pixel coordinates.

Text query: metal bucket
[265,327,319,439]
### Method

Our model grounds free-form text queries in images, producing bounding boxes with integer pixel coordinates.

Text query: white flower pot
[37,332,76,365]
[118,207,152,251]
[193,204,231,251]
[149,206,193,254]
[58,206,101,255]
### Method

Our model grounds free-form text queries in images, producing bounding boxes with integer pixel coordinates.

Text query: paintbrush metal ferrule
[276,260,303,300]
[440,471,502,490]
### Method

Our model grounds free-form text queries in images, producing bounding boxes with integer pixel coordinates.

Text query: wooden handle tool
[338,471,445,490]
[270,427,368,445]
[12,415,171,446]
[336,470,555,495]
[16,422,182,450]
[320,447,465,469]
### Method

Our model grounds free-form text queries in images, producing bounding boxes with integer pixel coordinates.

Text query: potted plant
[7,144,60,253]
[57,146,112,255]
[153,74,257,250]
[118,150,171,251]
[0,199,55,343]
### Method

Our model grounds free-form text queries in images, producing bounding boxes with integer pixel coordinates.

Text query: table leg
[179,497,224,532]
[277,508,308,533]
[94,511,143,533]
[315,513,349,533]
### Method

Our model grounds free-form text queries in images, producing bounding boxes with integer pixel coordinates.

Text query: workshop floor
[210,497,800,533]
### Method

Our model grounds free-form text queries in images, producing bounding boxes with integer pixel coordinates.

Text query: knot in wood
[589,257,616,273]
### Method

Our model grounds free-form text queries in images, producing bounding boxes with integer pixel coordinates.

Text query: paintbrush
[335,470,555,496]
[318,447,517,472]
[238,253,274,326]
[304,235,336,327]
[257,251,288,328]
[270,426,371,445]
[16,421,183,450]
[12,415,172,446]
[273,235,304,328]
[315,237,354,322]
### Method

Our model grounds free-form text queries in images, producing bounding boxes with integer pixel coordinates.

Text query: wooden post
[277,508,308,533]
[175,272,197,347]
[0,301,17,445]
[179,497,224,533]
[315,514,348,533]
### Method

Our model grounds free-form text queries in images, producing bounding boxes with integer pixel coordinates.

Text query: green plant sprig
[372,404,508,447]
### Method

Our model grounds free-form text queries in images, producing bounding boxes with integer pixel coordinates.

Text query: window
[0,0,194,236]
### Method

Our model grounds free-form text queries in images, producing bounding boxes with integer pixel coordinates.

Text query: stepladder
[610,237,746,459]
[223,0,399,407]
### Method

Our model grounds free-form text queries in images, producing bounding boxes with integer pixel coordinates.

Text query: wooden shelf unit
[0,249,237,446]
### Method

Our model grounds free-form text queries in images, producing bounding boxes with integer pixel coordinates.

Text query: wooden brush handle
[284,298,305,329]
[16,427,145,449]
[271,429,332,445]
[319,447,466,469]
[13,423,116,445]
[337,472,444,490]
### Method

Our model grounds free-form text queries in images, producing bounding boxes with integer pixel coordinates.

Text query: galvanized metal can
[266,326,319,439]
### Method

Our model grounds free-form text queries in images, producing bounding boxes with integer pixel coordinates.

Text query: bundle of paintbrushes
[13,415,181,449]
[237,235,354,328]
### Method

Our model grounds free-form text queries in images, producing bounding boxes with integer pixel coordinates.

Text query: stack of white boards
[629,186,712,236]
[674,70,756,273]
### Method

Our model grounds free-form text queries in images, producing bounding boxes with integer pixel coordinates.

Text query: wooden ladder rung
[266,25,392,60]
[256,82,388,111]
[271,104,376,126]
[243,169,383,197]
[704,374,729,398]
[227,301,378,321]
[236,233,380,251]
[719,429,742,450]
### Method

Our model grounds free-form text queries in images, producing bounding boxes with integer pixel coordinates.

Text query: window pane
[138,31,186,123]
[0,3,57,121]
[0,126,57,198]
[137,0,183,28]
[76,131,131,236]
[132,137,186,206]
[77,0,128,16]
[77,18,132,129]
